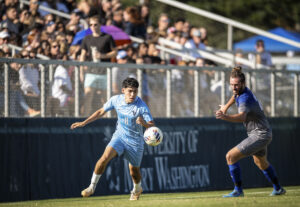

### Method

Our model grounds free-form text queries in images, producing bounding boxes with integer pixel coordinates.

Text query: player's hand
[218,105,227,114]
[215,110,225,120]
[136,116,145,126]
[70,122,85,129]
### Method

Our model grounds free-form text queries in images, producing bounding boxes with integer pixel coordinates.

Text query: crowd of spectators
[0,0,241,117]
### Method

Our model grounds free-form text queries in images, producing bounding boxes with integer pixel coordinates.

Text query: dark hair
[231,66,245,84]
[122,77,139,88]
[256,39,264,48]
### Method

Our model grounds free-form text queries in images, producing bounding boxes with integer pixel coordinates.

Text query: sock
[262,165,281,191]
[228,162,243,193]
[90,172,101,191]
[133,181,141,192]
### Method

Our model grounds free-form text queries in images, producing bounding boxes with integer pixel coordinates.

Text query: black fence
[1,117,299,202]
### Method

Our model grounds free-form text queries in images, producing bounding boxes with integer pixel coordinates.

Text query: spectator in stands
[254,39,272,66]
[140,4,151,27]
[37,39,50,56]
[51,64,74,116]
[155,13,169,38]
[0,0,19,18]
[41,20,56,41]
[199,27,208,45]
[0,31,10,46]
[112,50,132,94]
[123,6,146,39]
[19,49,40,110]
[49,40,62,59]
[77,0,105,24]
[18,9,31,36]
[9,54,40,117]
[80,15,117,116]
[174,17,185,36]
[0,6,19,35]
[29,0,43,22]
[184,28,206,58]
[66,9,84,33]
[111,9,123,29]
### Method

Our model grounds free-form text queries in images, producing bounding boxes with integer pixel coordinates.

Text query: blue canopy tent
[234,27,300,53]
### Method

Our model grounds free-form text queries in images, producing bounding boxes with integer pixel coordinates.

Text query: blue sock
[228,162,243,192]
[262,165,281,191]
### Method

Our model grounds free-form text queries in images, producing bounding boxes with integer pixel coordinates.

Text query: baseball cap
[46,21,55,27]
[0,31,10,39]
[72,9,82,16]
[192,30,201,37]
[117,50,127,60]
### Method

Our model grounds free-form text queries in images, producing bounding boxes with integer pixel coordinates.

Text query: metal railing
[19,0,88,29]
[156,0,300,51]
[1,58,299,118]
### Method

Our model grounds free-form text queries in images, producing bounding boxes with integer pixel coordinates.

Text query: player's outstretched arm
[70,108,106,129]
[218,95,235,114]
[136,116,155,128]
[216,110,246,123]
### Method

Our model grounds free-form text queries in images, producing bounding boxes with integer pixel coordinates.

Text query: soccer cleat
[81,186,94,197]
[223,189,244,198]
[129,187,143,201]
[270,188,286,196]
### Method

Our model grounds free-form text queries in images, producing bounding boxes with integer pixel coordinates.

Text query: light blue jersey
[103,94,153,166]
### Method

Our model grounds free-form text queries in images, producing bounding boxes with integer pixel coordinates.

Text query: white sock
[90,172,101,191]
[133,181,141,192]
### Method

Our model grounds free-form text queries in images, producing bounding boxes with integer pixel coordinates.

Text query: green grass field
[1,186,300,207]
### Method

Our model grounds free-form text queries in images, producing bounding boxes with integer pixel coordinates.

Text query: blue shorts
[108,134,144,167]
[84,73,107,89]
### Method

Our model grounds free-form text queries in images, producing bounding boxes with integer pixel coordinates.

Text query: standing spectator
[29,0,43,24]
[254,39,272,66]
[80,16,117,116]
[51,64,73,116]
[155,13,169,38]
[123,6,146,39]
[0,6,19,35]
[66,9,84,33]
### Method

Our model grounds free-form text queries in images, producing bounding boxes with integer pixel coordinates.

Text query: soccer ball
[143,127,163,146]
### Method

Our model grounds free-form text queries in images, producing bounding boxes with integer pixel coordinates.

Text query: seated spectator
[9,54,40,117]
[37,40,51,56]
[155,13,169,38]
[199,27,208,45]
[41,21,56,41]
[19,49,40,110]
[77,0,105,24]
[140,3,151,27]
[123,6,146,39]
[112,50,132,94]
[184,28,206,58]
[0,31,10,46]
[174,17,185,36]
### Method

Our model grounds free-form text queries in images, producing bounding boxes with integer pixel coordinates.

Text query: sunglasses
[52,45,59,48]
[90,23,98,27]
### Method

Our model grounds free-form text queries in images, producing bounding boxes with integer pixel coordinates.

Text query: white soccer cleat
[81,185,94,197]
[129,187,143,201]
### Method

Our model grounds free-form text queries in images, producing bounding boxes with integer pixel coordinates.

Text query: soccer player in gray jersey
[215,66,285,197]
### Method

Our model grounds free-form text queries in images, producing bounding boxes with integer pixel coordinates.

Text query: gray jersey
[235,87,271,135]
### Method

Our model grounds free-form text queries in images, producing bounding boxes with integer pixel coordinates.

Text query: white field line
[157,189,300,200]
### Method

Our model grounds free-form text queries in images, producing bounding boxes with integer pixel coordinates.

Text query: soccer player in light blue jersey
[215,66,285,197]
[70,77,154,200]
